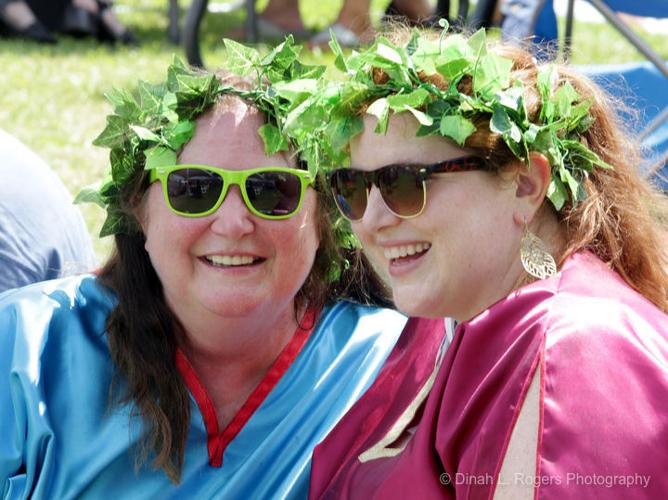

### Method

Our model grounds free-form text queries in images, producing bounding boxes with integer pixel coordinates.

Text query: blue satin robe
[0,275,406,499]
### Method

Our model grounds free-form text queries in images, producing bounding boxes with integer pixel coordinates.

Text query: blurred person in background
[0,128,97,292]
[0,0,137,44]
[251,0,434,46]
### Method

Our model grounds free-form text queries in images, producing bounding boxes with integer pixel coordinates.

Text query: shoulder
[0,275,116,359]
[319,301,408,334]
[541,252,668,356]
[314,301,414,358]
[0,274,114,314]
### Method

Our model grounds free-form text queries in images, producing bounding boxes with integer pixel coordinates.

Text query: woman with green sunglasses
[0,60,443,497]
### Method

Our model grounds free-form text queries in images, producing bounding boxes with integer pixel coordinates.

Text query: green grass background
[0,0,666,261]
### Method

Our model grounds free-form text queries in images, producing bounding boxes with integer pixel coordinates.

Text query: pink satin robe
[309,252,668,499]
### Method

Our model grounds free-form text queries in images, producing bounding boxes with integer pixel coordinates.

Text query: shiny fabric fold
[0,275,421,499]
[309,252,668,499]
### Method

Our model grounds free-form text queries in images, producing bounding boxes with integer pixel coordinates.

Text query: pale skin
[350,112,563,498]
[139,99,320,429]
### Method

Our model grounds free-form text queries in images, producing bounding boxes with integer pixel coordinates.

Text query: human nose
[209,185,255,237]
[357,185,400,233]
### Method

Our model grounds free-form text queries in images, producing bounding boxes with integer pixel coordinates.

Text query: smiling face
[140,99,319,329]
[350,113,526,321]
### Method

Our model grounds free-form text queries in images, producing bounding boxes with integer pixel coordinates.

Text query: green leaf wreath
[269,24,612,212]
[79,25,611,244]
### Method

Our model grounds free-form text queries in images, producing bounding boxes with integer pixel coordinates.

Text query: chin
[392,290,446,319]
[200,293,265,318]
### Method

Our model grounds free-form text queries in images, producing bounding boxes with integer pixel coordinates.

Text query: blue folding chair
[585,61,668,186]
[501,0,668,188]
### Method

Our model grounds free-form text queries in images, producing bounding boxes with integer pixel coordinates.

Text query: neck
[175,301,303,426]
[179,302,300,373]
[456,211,566,323]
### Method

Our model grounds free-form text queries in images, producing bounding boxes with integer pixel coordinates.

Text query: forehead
[350,112,470,170]
[178,99,293,168]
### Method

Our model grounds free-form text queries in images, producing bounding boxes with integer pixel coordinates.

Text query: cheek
[143,206,205,272]
[351,221,387,276]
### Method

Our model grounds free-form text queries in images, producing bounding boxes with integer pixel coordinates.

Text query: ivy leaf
[105,88,141,122]
[496,84,524,112]
[137,81,167,117]
[272,78,318,104]
[375,39,404,65]
[99,209,129,238]
[326,115,364,152]
[73,185,105,208]
[223,38,261,76]
[144,146,177,171]
[490,106,522,143]
[537,65,558,122]
[412,37,440,75]
[289,60,326,80]
[439,115,475,145]
[523,123,542,143]
[416,100,450,136]
[329,30,348,72]
[435,35,473,79]
[405,106,434,126]
[546,172,568,211]
[562,139,612,170]
[406,29,420,56]
[130,125,162,143]
[261,35,299,67]
[553,81,578,119]
[568,100,593,132]
[387,87,431,111]
[174,73,219,118]
[335,81,372,114]
[366,97,390,134]
[110,147,138,185]
[166,56,191,90]
[560,165,580,201]
[473,53,512,98]
[163,120,194,150]
[93,115,131,148]
[467,28,487,57]
[160,92,179,123]
[258,123,289,155]
[284,98,326,133]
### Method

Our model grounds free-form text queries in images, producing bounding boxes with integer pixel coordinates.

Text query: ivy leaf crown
[277,24,612,212]
[77,37,324,237]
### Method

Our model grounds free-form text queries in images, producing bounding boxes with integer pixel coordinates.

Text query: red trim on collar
[175,307,319,467]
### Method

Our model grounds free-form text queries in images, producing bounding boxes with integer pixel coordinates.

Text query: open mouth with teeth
[203,255,265,267]
[384,242,431,263]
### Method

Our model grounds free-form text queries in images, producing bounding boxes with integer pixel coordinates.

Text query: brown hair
[462,43,668,312]
[98,74,390,483]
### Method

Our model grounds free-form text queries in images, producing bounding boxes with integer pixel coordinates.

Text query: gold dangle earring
[520,219,557,280]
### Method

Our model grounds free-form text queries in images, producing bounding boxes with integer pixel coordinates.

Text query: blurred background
[1,0,666,262]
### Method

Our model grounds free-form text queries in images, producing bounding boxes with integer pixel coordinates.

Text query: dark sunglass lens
[378,166,424,217]
[167,169,223,214]
[246,171,302,216]
[329,170,368,220]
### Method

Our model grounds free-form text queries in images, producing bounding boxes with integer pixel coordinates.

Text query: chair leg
[183,0,209,67]
[468,0,498,28]
[168,0,180,44]
[245,0,257,43]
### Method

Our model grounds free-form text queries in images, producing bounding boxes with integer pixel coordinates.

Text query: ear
[512,152,551,226]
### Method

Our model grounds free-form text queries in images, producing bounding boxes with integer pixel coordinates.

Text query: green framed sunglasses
[149,165,314,219]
